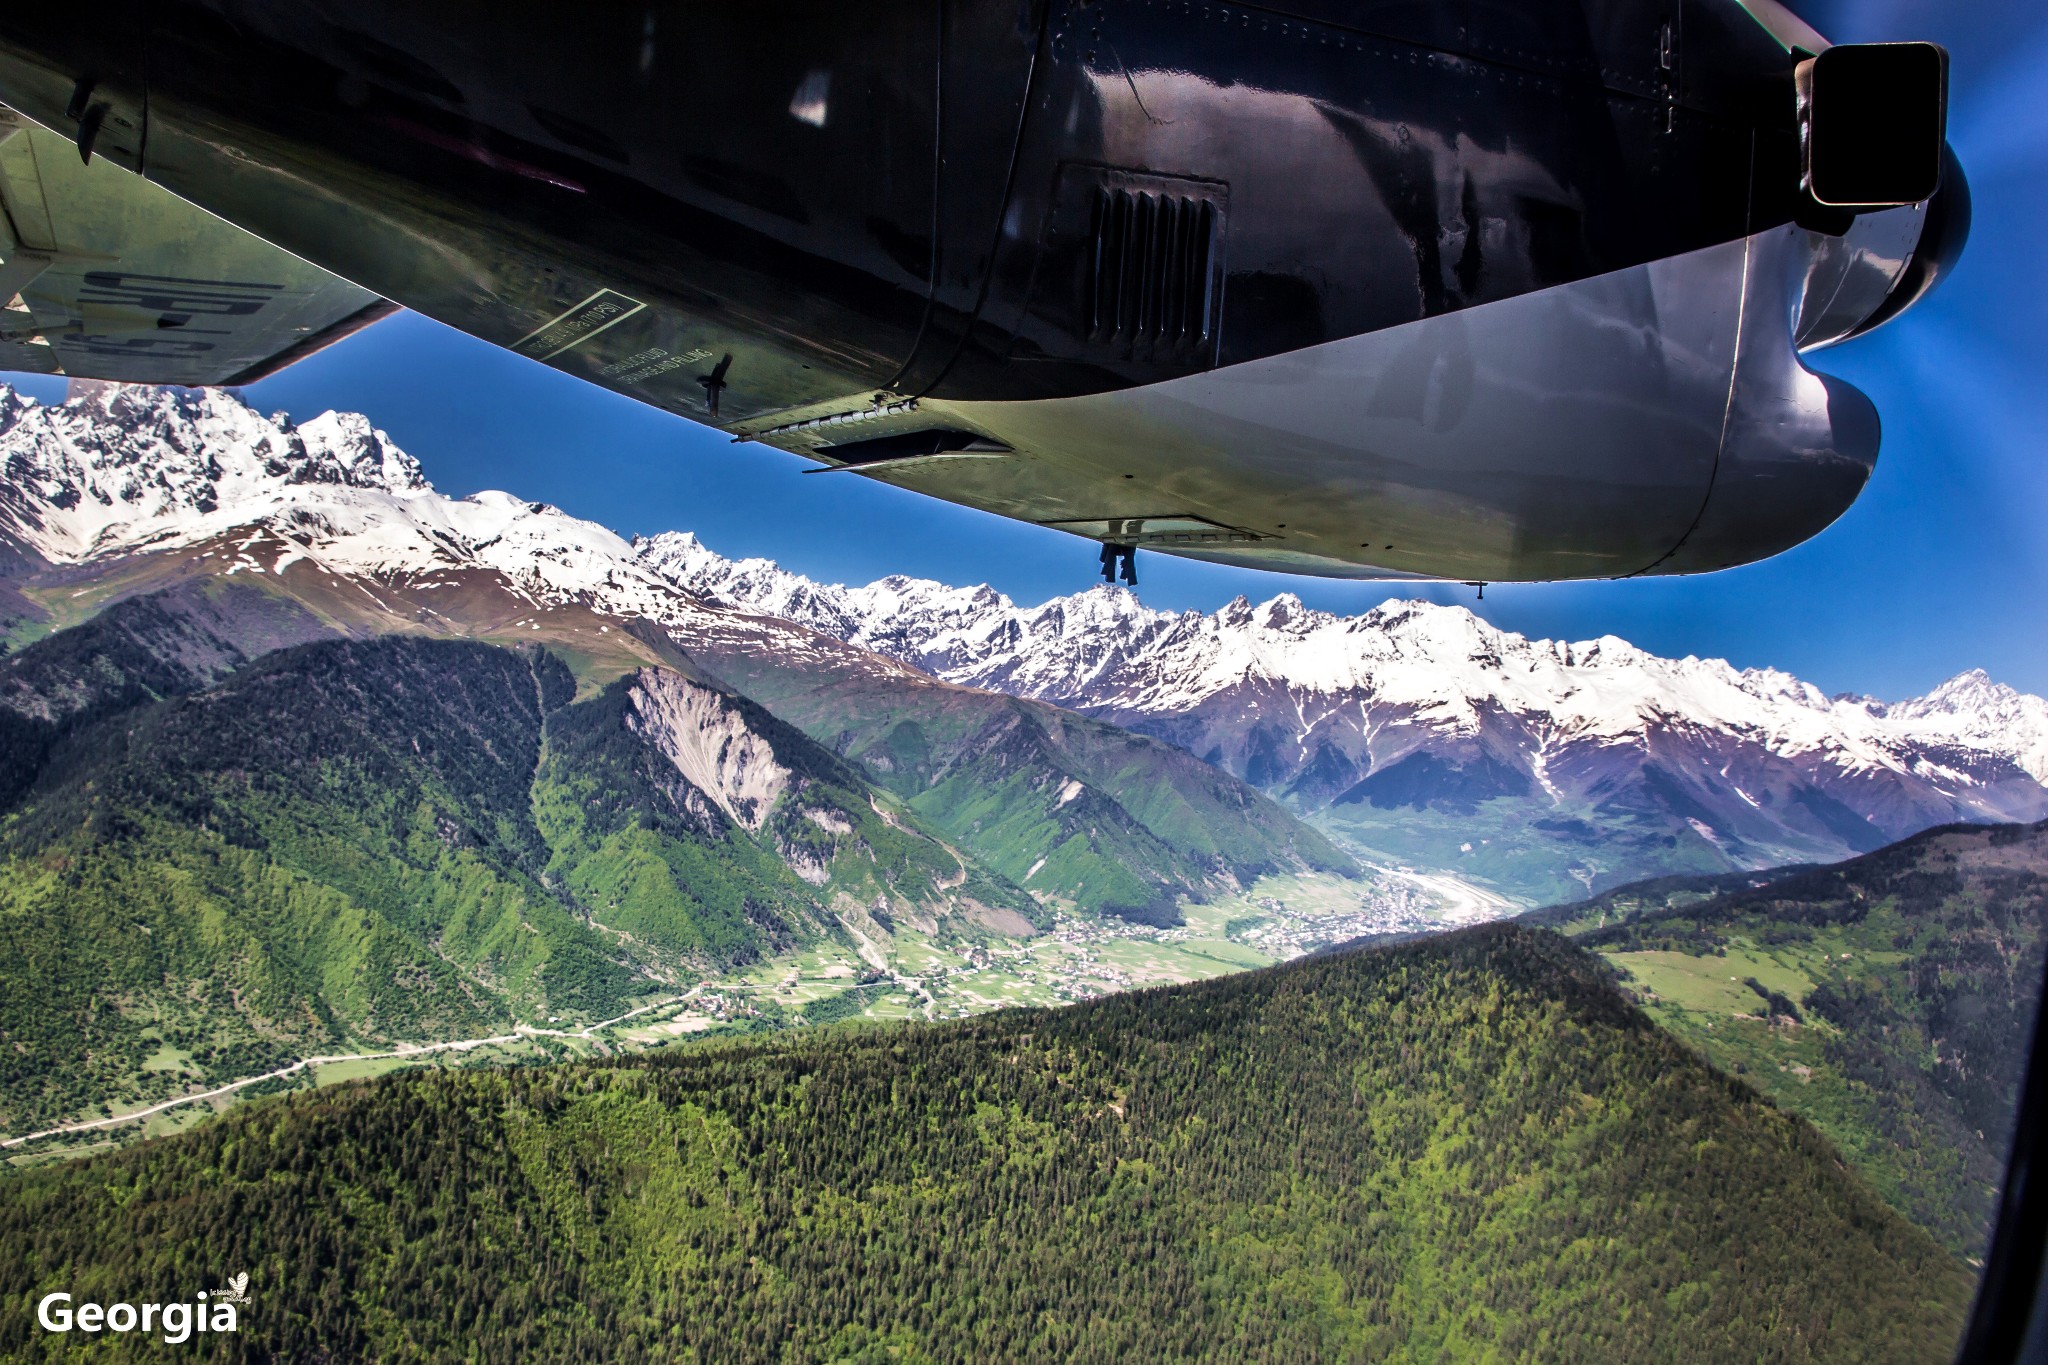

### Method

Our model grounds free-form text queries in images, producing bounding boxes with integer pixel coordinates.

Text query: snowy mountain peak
[1921,668,2010,709]
[0,383,429,561]
[645,513,2048,790]
[291,410,430,495]
[1878,669,2048,782]
[1,383,2042,806]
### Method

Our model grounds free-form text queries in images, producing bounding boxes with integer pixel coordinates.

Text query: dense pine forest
[0,926,1972,1363]
[1546,820,2048,1259]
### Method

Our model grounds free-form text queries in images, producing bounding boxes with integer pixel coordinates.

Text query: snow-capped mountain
[635,531,2048,895]
[1870,670,2048,787]
[0,384,698,616]
[641,529,2048,780]
[0,382,427,557]
[5,382,2044,901]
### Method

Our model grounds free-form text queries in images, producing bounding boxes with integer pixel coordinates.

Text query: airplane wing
[0,107,392,384]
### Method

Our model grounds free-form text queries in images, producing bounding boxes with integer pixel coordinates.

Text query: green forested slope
[1522,862,1822,933]
[1552,820,2048,1258]
[685,640,1354,923]
[0,634,1024,1131]
[0,578,335,807]
[0,926,1972,1363]
[0,637,600,1129]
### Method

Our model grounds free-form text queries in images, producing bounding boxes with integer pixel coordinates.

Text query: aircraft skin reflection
[0,0,1966,581]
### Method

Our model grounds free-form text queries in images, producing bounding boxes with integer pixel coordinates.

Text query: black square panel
[1806,43,1949,207]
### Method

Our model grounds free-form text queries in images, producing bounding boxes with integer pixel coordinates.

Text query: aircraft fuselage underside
[0,0,1966,580]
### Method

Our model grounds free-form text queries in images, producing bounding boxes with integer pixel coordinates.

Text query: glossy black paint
[0,0,1813,423]
[943,0,1805,399]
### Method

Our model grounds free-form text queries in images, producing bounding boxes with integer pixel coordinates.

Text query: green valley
[0,588,1370,1141]
[0,628,1030,1133]
[1535,819,2048,1259]
[0,925,1974,1363]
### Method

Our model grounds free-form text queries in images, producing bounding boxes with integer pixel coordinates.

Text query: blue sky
[8,0,2042,700]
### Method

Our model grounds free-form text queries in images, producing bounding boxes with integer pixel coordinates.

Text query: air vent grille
[1087,189,1218,355]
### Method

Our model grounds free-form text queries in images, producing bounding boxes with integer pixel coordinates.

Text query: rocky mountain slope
[645,538,2048,899]
[4,381,2042,904]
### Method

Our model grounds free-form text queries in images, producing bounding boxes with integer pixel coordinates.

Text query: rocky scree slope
[0,384,1344,922]
[6,380,2040,905]
[644,533,2048,900]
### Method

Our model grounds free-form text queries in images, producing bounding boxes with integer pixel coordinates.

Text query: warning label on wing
[512,289,646,361]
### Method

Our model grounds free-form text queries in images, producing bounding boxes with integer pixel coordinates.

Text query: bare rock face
[625,670,791,833]
[6,379,2043,899]
[645,525,2048,882]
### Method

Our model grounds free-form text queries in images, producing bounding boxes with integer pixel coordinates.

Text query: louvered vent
[1086,188,1218,357]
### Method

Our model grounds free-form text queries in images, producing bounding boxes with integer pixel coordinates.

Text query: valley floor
[5,868,1511,1163]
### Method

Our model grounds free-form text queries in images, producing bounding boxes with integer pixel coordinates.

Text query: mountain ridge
[4,381,2043,902]
[0,922,1977,1363]
[1532,817,2048,1259]
[635,535,2048,899]
[636,526,2048,780]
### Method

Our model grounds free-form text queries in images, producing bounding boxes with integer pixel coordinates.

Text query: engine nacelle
[0,0,1966,581]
